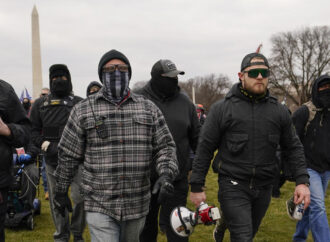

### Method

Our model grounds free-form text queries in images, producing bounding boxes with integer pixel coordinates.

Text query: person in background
[30,65,85,242]
[137,59,200,242]
[0,79,31,242]
[190,52,310,241]
[196,104,206,125]
[292,74,330,242]
[54,50,179,242]
[22,98,32,116]
[86,81,102,97]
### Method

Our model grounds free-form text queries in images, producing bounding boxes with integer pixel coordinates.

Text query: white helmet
[170,206,197,237]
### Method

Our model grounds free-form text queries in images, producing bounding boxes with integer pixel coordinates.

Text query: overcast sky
[1,0,329,98]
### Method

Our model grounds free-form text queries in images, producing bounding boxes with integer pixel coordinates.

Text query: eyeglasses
[103,64,129,73]
[244,68,270,78]
[40,93,48,97]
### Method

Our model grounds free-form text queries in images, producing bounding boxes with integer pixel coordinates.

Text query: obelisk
[31,5,43,99]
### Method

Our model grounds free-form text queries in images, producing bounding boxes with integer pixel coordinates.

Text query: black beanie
[49,64,71,82]
[98,49,132,82]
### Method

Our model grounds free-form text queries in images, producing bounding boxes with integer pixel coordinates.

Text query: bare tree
[180,74,231,112]
[269,26,330,107]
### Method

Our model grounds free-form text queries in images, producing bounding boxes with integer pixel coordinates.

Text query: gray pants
[46,163,86,242]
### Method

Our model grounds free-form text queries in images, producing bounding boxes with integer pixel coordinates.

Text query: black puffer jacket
[136,82,200,181]
[292,75,330,173]
[190,83,308,191]
[0,80,31,188]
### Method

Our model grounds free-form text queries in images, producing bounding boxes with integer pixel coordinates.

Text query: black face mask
[23,102,31,110]
[318,89,330,107]
[51,77,71,97]
[151,76,178,98]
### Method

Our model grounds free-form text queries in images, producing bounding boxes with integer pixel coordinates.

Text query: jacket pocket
[268,134,280,148]
[226,133,248,155]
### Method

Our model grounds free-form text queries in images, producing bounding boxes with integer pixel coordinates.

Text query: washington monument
[31,5,43,99]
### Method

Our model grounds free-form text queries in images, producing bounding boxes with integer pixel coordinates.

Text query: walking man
[189,52,310,241]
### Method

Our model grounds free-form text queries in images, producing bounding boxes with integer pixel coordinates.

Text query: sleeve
[189,101,224,192]
[55,105,85,193]
[4,85,31,147]
[151,104,179,181]
[188,103,201,153]
[280,107,309,186]
[292,105,309,141]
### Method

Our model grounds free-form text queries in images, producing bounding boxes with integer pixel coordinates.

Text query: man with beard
[54,50,178,242]
[30,64,85,242]
[0,79,30,242]
[292,75,330,242]
[189,52,310,241]
[137,59,200,242]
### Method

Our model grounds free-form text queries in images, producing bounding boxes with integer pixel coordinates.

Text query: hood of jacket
[86,81,102,97]
[312,75,330,108]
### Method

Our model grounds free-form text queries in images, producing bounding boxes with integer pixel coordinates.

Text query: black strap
[177,207,190,235]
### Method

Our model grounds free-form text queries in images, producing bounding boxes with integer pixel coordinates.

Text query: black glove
[53,192,73,217]
[152,175,174,203]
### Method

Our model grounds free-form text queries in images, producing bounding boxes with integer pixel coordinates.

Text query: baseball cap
[151,59,185,78]
[241,53,269,71]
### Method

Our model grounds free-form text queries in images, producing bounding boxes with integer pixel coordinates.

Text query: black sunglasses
[244,68,270,78]
[103,64,129,73]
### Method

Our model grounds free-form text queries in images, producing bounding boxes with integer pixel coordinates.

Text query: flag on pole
[19,87,32,102]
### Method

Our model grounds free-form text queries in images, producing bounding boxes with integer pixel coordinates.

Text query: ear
[238,72,244,81]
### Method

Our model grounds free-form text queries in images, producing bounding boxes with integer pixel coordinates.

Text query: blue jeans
[86,212,145,242]
[293,168,330,242]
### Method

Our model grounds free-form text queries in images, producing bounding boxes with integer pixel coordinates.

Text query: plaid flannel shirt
[55,89,178,221]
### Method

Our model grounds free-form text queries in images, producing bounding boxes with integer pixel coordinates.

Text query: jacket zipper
[250,101,256,189]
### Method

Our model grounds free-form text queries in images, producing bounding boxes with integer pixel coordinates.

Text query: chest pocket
[226,133,248,155]
[268,134,280,148]
[133,114,154,138]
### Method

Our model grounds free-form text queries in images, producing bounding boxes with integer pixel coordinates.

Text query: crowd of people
[0,50,329,242]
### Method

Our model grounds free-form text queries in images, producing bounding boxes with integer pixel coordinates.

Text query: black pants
[140,178,189,242]
[218,177,272,242]
[0,188,8,242]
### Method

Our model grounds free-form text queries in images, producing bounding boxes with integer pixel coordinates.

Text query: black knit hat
[241,53,269,71]
[49,64,71,82]
[98,49,132,82]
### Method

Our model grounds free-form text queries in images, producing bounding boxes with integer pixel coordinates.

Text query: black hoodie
[86,81,102,97]
[135,82,201,181]
[292,75,330,172]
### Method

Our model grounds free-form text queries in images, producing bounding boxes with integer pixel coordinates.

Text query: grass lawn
[5,169,329,242]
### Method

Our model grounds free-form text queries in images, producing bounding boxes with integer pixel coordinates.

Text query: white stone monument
[31,5,43,99]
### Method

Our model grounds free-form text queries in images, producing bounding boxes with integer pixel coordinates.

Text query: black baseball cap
[151,59,185,78]
[241,53,269,71]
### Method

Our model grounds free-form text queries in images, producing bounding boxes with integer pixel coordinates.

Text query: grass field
[5,169,329,242]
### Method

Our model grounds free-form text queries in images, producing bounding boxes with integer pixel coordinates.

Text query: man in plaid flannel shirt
[54,50,179,242]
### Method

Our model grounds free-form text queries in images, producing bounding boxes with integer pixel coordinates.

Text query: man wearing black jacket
[190,53,310,241]
[0,79,30,242]
[30,65,84,242]
[292,75,330,242]
[137,59,200,242]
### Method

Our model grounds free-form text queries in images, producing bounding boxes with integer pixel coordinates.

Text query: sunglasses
[244,68,270,78]
[103,64,129,73]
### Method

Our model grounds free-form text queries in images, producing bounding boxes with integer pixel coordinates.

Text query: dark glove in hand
[17,154,32,164]
[54,192,73,217]
[152,175,174,203]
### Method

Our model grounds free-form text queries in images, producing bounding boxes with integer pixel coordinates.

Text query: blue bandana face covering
[102,70,129,103]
